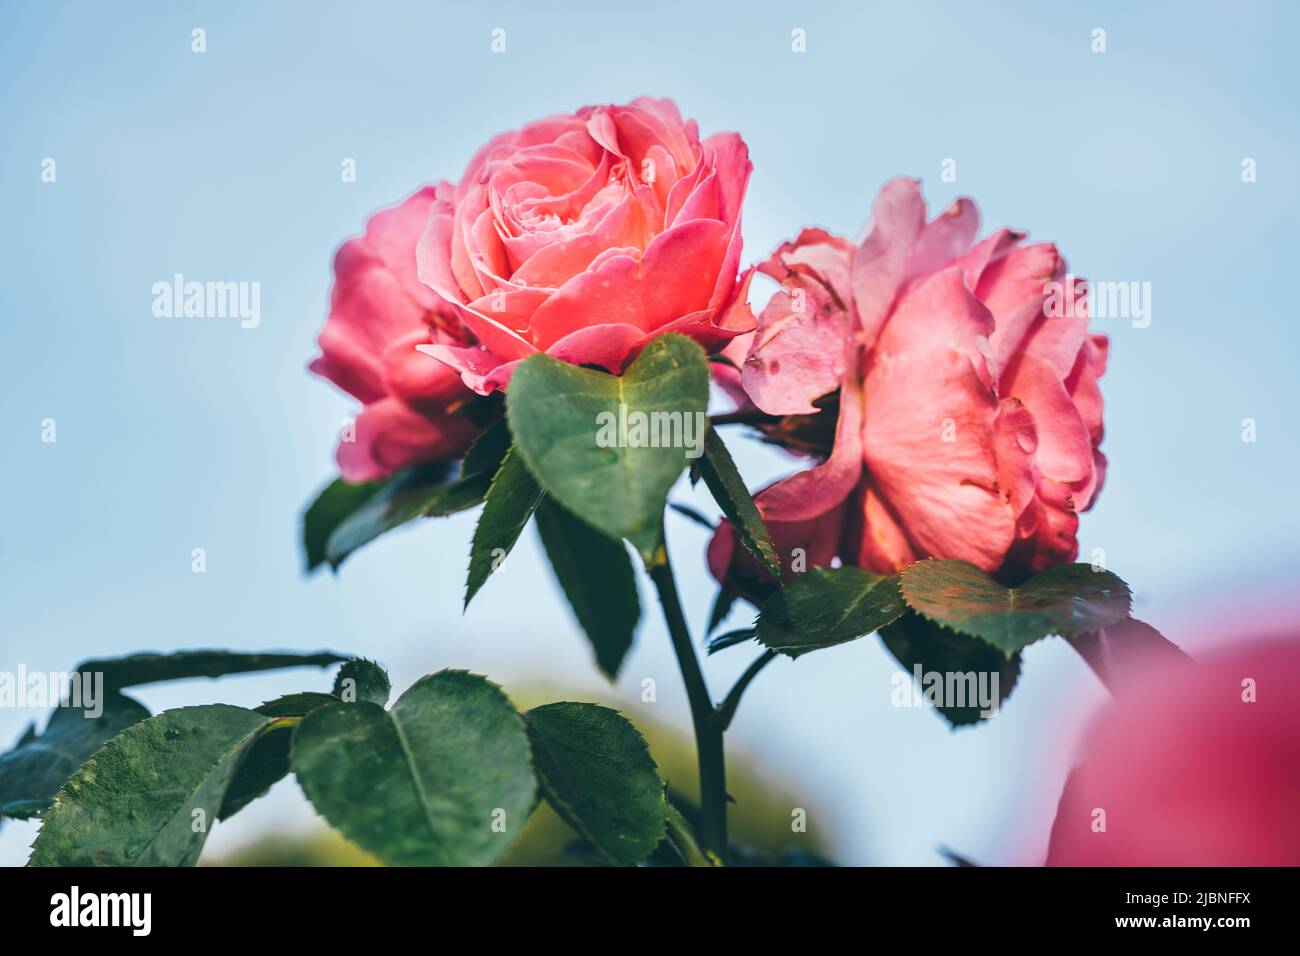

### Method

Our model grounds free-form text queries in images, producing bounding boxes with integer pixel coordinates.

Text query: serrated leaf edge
[898,558,1133,657]
[524,703,666,866]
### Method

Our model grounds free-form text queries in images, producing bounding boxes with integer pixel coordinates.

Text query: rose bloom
[1046,634,1300,866]
[414,97,756,393]
[711,178,1107,597]
[310,189,482,482]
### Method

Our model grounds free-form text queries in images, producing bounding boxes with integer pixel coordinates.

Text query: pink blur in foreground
[1047,634,1300,866]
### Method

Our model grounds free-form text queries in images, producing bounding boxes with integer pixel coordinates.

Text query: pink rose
[711,178,1107,595]
[310,189,482,482]
[1046,635,1300,865]
[414,97,756,393]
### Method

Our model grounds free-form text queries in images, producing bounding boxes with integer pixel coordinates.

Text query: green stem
[647,535,728,864]
[715,650,777,732]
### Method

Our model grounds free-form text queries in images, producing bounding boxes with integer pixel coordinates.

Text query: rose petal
[850,481,921,575]
[709,363,866,599]
[336,397,478,483]
[416,342,520,396]
[863,347,1014,571]
[875,267,997,389]
[741,280,850,415]
[527,218,731,350]
[314,187,445,404]
[1003,353,1093,485]
[851,178,978,347]
[976,241,1066,376]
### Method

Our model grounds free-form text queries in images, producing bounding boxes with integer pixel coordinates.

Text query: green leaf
[324,462,478,568]
[78,649,345,690]
[706,628,755,656]
[460,418,513,476]
[0,694,149,819]
[668,501,715,530]
[534,499,640,680]
[217,730,290,822]
[216,723,293,821]
[523,703,665,866]
[303,477,385,572]
[320,423,514,570]
[757,567,907,657]
[465,447,545,608]
[879,611,1022,728]
[899,560,1132,657]
[305,418,510,569]
[218,694,341,821]
[706,589,737,636]
[292,670,536,866]
[697,427,781,578]
[255,692,341,718]
[506,334,710,559]
[29,704,272,866]
[332,659,391,707]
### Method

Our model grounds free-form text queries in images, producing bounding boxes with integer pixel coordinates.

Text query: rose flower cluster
[311,97,1107,587]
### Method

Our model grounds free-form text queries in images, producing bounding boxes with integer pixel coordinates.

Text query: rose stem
[647,526,728,864]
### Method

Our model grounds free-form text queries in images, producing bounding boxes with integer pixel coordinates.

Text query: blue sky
[1,0,1297,865]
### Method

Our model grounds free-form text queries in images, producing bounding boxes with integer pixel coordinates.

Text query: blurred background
[1,0,1297,865]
